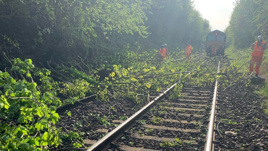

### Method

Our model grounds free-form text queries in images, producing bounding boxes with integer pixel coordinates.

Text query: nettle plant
[0,58,82,150]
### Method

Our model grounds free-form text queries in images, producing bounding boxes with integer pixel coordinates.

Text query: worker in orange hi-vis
[159,44,168,61]
[212,48,217,55]
[249,35,266,77]
[186,41,193,62]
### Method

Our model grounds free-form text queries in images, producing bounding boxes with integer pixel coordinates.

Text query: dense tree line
[144,0,210,49]
[0,0,151,68]
[226,0,268,49]
[0,0,210,70]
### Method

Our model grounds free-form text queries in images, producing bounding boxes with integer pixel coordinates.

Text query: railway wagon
[206,30,226,56]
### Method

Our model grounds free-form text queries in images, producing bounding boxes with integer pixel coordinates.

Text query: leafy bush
[0,58,82,150]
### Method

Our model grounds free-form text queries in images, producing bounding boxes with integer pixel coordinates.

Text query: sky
[192,0,237,31]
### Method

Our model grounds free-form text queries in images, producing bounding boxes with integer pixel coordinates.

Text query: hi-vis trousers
[249,56,262,75]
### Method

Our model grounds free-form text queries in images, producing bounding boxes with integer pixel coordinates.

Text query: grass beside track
[225,47,268,114]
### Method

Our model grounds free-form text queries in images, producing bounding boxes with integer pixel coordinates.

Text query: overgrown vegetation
[226,0,268,113]
[1,0,268,150]
[0,58,81,150]
[225,47,268,113]
[1,49,247,150]
[0,0,210,70]
[226,0,268,49]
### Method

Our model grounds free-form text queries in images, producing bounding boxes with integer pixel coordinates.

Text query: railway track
[85,85,215,151]
[54,57,230,151]
[84,62,222,151]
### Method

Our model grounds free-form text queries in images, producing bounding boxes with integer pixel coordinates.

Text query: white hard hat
[258,35,262,41]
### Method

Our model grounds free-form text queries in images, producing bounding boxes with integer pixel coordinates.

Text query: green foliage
[220,119,238,125]
[90,0,151,37]
[119,116,128,121]
[61,79,91,98]
[169,83,183,99]
[0,34,20,50]
[0,58,85,150]
[160,138,184,147]
[227,0,268,49]
[96,114,111,127]
[0,58,62,150]
[254,1,268,40]
[48,49,221,106]
[151,116,163,124]
[261,83,268,98]
[261,83,268,114]
[0,0,153,67]
[90,51,225,105]
[59,131,84,149]
[58,67,98,85]
[0,0,210,69]
[227,0,256,48]
[145,0,210,49]
[225,47,268,114]
[0,47,253,150]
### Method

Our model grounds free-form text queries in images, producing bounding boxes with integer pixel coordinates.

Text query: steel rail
[204,61,220,151]
[87,83,178,151]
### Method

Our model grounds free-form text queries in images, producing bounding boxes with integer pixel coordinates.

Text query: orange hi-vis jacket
[159,48,168,57]
[252,41,266,57]
[186,45,193,55]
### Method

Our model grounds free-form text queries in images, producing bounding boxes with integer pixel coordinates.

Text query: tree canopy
[226,0,268,49]
[0,0,210,69]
